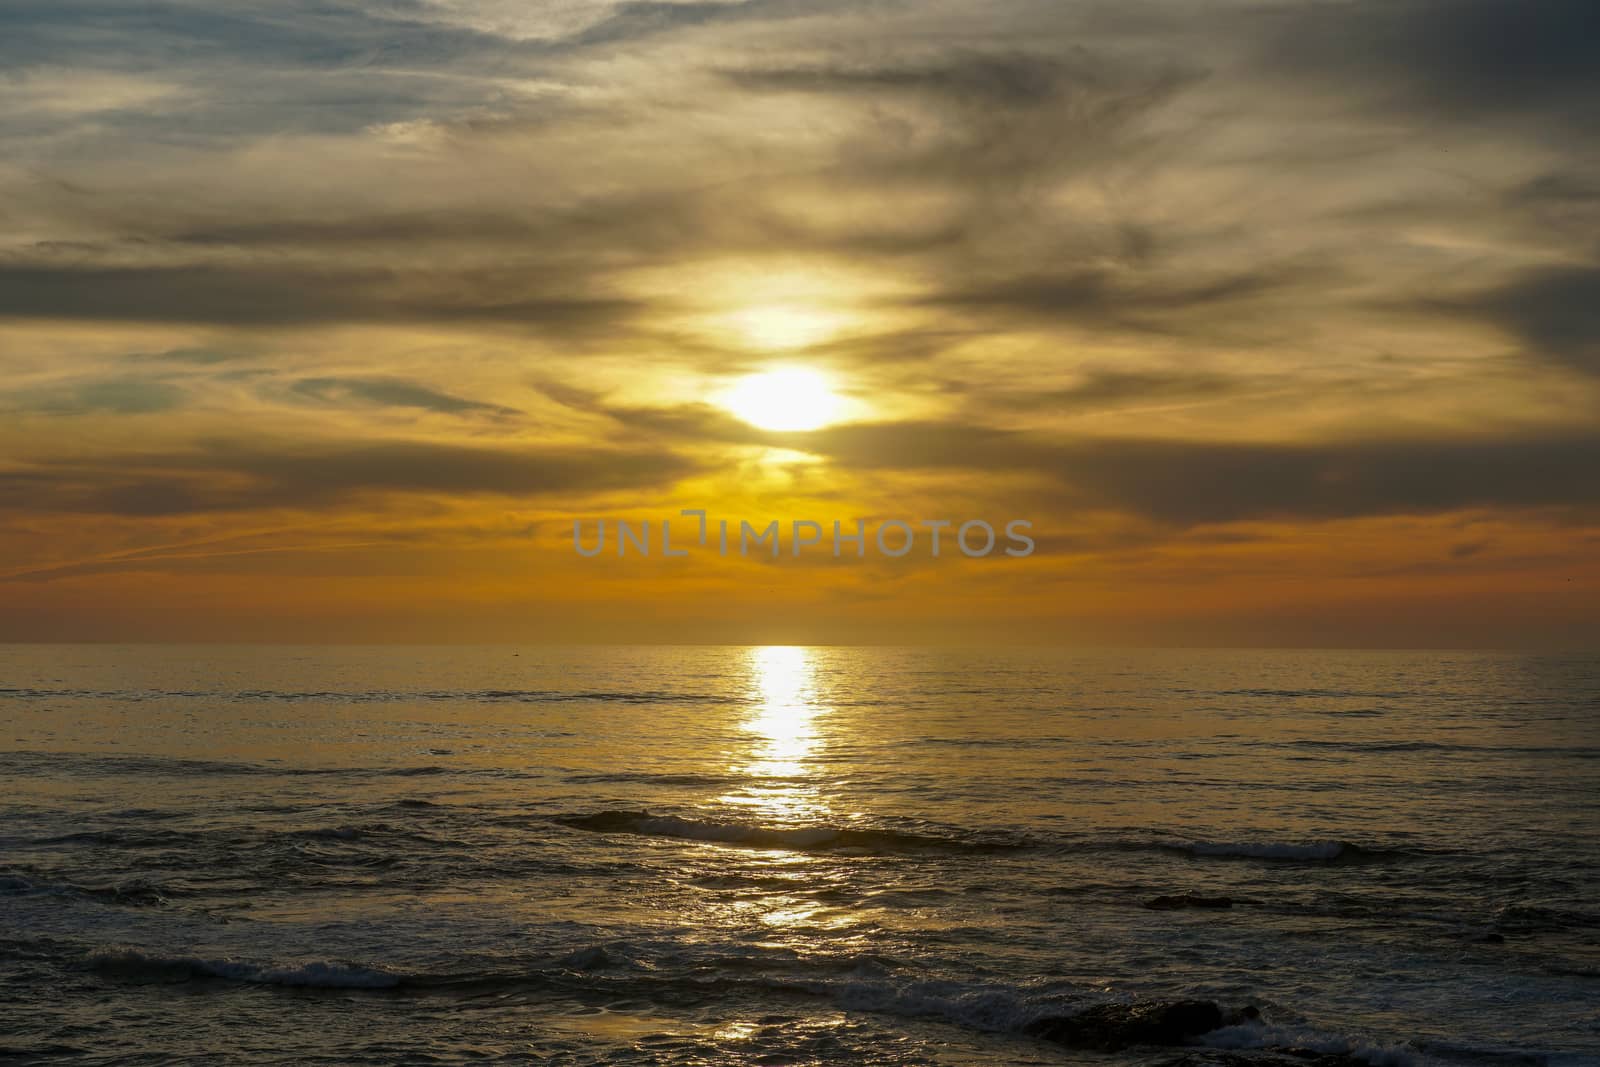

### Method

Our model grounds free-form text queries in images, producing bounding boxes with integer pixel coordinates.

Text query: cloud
[1469,266,1600,376]
[0,1,570,147]
[0,264,639,329]
[566,2,758,50]
[291,376,520,416]
[0,68,180,116]
[817,423,1600,525]
[980,369,1257,413]
[1,377,187,415]
[582,397,1600,526]
[723,51,1113,107]
[0,438,700,516]
[0,0,531,72]
[737,45,1198,184]
[127,346,252,365]
[1036,432,1600,526]
[911,268,1308,332]
[1260,0,1600,127]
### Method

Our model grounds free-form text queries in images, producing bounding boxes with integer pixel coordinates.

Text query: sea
[1,644,1596,1066]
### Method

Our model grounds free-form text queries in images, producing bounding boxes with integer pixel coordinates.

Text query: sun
[722,367,843,432]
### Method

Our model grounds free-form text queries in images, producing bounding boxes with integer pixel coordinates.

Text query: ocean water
[1,644,1597,1066]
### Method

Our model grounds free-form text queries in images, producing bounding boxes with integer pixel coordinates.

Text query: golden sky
[1,0,1597,645]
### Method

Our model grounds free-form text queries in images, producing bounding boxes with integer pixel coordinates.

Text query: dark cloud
[794,419,1055,473]
[560,0,882,52]
[576,398,1600,525]
[724,52,1101,106]
[0,0,840,151]
[1507,173,1600,213]
[1468,266,1600,376]
[167,214,548,248]
[528,377,614,416]
[0,264,639,330]
[0,0,528,71]
[127,346,250,365]
[1263,0,1600,126]
[982,369,1252,413]
[0,438,699,516]
[209,439,692,500]
[292,377,520,417]
[806,327,981,367]
[745,47,1197,189]
[0,1,555,143]
[71,379,187,414]
[567,2,753,49]
[800,422,1600,525]
[913,268,1309,331]
[2,378,187,415]
[1038,433,1600,526]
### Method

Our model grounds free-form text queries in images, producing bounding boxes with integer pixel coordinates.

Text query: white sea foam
[820,976,1047,1034]
[1202,1021,1418,1066]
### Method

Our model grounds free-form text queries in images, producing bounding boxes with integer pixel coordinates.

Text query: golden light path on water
[724,646,829,823]
[720,647,859,935]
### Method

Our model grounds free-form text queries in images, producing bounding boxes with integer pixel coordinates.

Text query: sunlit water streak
[1,644,1597,1066]
[721,646,830,824]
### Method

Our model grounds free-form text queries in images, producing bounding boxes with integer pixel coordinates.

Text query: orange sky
[1,0,1597,646]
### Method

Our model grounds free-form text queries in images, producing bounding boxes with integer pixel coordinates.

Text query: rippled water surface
[2,645,1597,1065]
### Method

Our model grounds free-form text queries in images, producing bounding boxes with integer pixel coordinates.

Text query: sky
[1,0,1597,646]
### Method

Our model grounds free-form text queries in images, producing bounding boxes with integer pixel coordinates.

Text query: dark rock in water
[1146,894,1235,910]
[1026,999,1226,1050]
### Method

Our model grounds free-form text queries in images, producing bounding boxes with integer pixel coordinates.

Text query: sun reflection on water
[722,646,830,823]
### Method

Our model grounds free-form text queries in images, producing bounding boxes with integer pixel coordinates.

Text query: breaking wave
[90,949,402,988]
[554,810,1015,854]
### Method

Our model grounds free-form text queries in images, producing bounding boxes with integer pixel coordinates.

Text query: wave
[55,940,1522,1066]
[0,874,175,907]
[1198,1021,1419,1066]
[553,809,1399,863]
[1201,688,1410,700]
[89,949,401,988]
[23,828,209,849]
[284,822,451,845]
[818,985,1247,1052]
[774,977,1422,1065]
[0,687,736,706]
[1056,835,1410,863]
[1493,904,1600,933]
[1176,839,1373,862]
[554,810,1014,854]
[0,751,470,780]
[71,945,1246,1052]
[15,820,457,857]
[562,771,741,787]
[9,798,1416,872]
[1279,739,1600,758]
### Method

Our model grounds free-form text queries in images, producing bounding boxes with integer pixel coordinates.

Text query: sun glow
[722,367,843,432]
[727,304,844,350]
